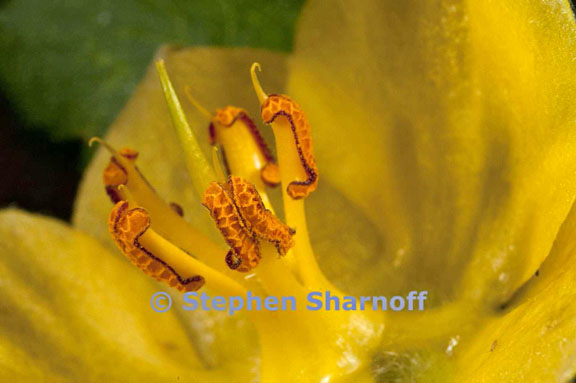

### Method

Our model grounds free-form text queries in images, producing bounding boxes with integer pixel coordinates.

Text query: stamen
[250,62,267,104]
[260,163,280,187]
[91,138,156,204]
[209,106,280,188]
[91,138,224,267]
[261,95,318,199]
[90,137,135,202]
[102,158,128,203]
[251,65,332,290]
[109,201,204,292]
[99,146,140,203]
[110,201,246,295]
[202,176,295,272]
[89,136,115,152]
[228,176,295,255]
[140,229,246,296]
[202,182,261,272]
[184,85,280,190]
[184,85,212,121]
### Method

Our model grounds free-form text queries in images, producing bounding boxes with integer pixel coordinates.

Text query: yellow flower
[2,0,576,381]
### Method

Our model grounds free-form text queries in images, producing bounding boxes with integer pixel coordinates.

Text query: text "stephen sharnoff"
[151,290,429,315]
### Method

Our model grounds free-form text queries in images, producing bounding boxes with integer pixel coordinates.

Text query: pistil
[156,60,215,197]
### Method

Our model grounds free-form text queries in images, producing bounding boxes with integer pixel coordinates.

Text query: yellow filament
[210,107,277,213]
[182,84,273,210]
[276,123,333,290]
[184,86,212,121]
[89,137,115,152]
[256,243,305,296]
[252,244,383,381]
[250,66,333,291]
[250,63,267,104]
[217,120,264,183]
[90,137,225,269]
[214,117,271,200]
[139,228,246,297]
[116,184,133,202]
[211,145,227,183]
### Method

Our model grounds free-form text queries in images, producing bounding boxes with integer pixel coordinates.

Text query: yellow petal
[288,0,576,304]
[307,180,385,294]
[74,46,283,369]
[454,198,576,382]
[0,209,228,381]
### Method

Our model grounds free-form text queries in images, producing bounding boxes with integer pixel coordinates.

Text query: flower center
[92,59,385,382]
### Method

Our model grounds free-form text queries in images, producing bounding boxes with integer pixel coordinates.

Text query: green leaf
[0,0,303,139]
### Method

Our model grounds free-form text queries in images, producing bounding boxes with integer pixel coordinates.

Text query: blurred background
[0,0,304,220]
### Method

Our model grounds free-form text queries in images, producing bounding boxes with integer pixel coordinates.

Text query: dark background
[0,0,304,220]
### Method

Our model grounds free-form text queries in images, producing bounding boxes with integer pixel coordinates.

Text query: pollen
[108,201,205,292]
[202,176,295,272]
[261,94,318,199]
[102,148,139,203]
[202,181,261,272]
[228,176,295,255]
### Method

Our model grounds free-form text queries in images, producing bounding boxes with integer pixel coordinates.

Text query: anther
[109,201,205,292]
[202,182,261,272]
[228,176,295,255]
[202,176,295,272]
[250,66,318,199]
[262,95,318,198]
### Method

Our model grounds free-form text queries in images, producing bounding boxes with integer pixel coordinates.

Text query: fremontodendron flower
[2,0,576,382]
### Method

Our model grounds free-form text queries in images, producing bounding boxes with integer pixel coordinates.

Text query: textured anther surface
[228,176,295,255]
[261,94,318,199]
[108,201,205,292]
[102,148,139,203]
[202,183,261,272]
[202,176,295,272]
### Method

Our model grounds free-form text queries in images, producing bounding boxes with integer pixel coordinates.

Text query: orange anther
[228,176,295,255]
[202,176,295,272]
[261,95,318,199]
[108,201,205,292]
[102,147,139,203]
[202,182,261,272]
